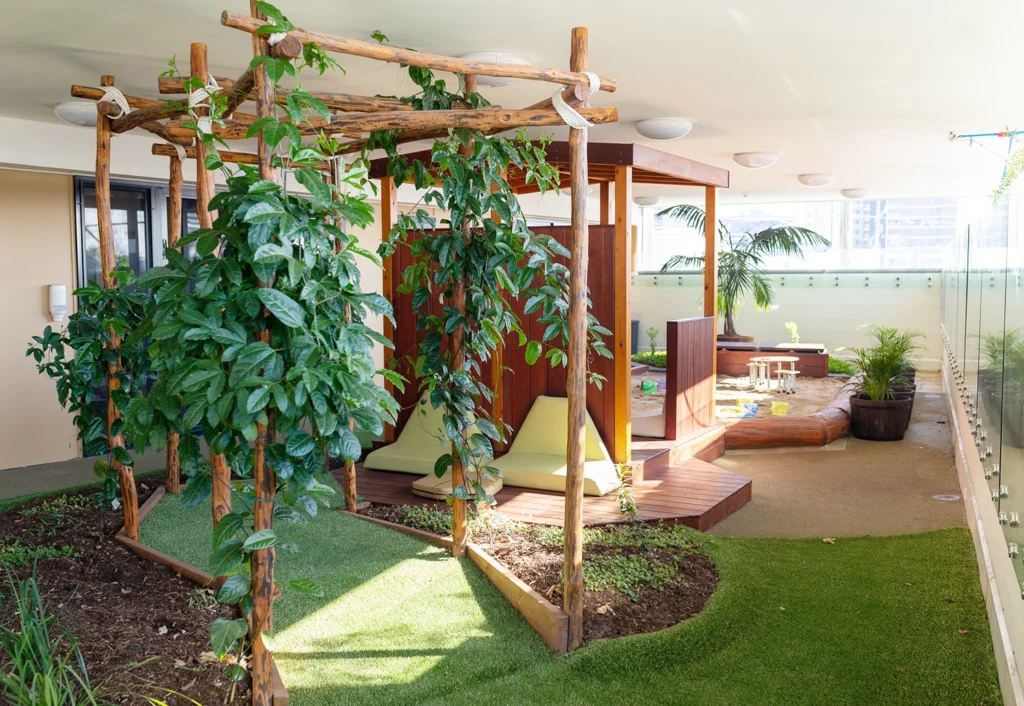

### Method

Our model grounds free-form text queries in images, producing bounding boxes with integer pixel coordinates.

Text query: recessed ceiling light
[634,117,692,141]
[733,152,778,169]
[459,53,529,87]
[54,101,98,128]
[633,196,661,207]
[841,188,869,199]
[798,173,834,187]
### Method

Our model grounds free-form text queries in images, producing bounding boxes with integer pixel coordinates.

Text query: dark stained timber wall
[665,317,716,440]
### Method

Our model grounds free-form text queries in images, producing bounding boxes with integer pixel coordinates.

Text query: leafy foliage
[26,262,151,460]
[0,572,106,705]
[632,351,667,368]
[852,326,922,400]
[657,204,829,337]
[363,61,611,502]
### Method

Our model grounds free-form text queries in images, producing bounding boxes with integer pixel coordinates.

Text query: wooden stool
[746,362,760,386]
[755,361,771,390]
[776,369,800,394]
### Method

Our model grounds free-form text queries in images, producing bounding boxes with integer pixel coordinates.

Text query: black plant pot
[850,394,913,441]
[891,382,917,431]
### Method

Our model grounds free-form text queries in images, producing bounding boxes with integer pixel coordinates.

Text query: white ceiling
[3,0,1023,203]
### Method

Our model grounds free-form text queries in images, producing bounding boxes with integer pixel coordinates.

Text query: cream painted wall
[0,170,80,469]
[632,271,944,369]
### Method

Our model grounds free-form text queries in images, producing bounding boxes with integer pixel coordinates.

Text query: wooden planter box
[716,349,829,378]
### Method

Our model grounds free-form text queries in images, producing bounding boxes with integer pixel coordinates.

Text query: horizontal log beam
[159,77,417,112]
[317,106,618,135]
[221,11,616,93]
[151,143,331,171]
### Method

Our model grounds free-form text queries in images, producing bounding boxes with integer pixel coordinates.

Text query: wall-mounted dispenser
[49,284,67,322]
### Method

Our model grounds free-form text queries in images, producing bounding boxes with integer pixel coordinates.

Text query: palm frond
[660,254,705,273]
[741,226,830,258]
[656,204,729,240]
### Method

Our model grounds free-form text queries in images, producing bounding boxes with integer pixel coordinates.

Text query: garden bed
[0,478,248,705]
[360,504,718,642]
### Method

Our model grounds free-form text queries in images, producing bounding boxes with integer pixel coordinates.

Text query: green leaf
[212,512,244,548]
[242,529,278,551]
[111,445,134,468]
[288,578,324,598]
[244,201,285,223]
[210,617,248,657]
[209,538,244,576]
[286,430,316,457]
[256,288,306,329]
[525,340,542,365]
[217,573,251,603]
[433,453,453,478]
[294,168,331,205]
[247,386,271,413]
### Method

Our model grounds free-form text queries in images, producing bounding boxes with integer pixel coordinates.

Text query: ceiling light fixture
[634,117,692,141]
[797,173,834,187]
[458,53,529,87]
[841,188,869,199]
[733,152,778,169]
[54,101,98,128]
[633,196,661,207]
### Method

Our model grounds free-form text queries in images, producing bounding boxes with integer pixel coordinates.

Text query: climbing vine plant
[122,1,398,667]
[363,59,612,500]
[26,261,152,495]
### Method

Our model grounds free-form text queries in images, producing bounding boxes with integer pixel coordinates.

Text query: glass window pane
[81,185,148,282]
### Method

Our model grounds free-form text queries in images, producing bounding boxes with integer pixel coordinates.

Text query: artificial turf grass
[140,486,1002,706]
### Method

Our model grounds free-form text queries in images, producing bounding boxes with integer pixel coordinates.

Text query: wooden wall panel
[665,317,716,440]
[387,225,621,458]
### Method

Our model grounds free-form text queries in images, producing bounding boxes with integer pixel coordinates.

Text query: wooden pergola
[369,141,729,465]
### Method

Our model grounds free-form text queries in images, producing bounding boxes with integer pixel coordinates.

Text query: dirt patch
[0,480,249,705]
[359,505,718,642]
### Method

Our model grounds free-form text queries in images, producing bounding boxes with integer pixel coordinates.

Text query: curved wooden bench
[723,380,856,449]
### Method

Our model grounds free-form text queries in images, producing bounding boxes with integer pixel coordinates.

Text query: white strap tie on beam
[551,71,601,129]
[268,31,288,46]
[170,142,187,161]
[188,75,221,136]
[98,86,132,120]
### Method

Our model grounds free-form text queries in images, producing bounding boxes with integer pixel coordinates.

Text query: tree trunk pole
[704,186,719,373]
[328,158,359,512]
[191,43,231,593]
[165,155,183,494]
[449,73,477,559]
[563,27,589,652]
[95,75,140,541]
[248,3,277,703]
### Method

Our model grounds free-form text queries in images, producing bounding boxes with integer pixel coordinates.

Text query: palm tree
[658,204,830,339]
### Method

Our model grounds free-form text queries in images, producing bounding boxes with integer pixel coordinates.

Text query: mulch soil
[1,477,250,705]
[360,504,719,642]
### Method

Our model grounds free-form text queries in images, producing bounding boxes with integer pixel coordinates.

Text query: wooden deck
[343,432,751,531]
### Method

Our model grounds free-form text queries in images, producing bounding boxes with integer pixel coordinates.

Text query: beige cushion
[411,471,503,501]
[631,409,666,439]
[364,398,487,476]
[489,395,619,497]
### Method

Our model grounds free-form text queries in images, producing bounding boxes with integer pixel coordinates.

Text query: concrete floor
[0,448,165,500]
[711,373,967,538]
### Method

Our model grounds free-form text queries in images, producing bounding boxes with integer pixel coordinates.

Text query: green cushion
[364,398,485,476]
[490,452,618,497]
[492,396,618,496]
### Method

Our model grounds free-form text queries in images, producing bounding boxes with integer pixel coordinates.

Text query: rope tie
[187,75,221,136]
[551,71,601,129]
[268,31,288,46]
[98,86,132,120]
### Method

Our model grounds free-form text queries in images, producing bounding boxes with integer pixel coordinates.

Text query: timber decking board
[343,454,751,530]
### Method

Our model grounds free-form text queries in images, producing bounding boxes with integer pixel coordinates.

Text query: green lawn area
[141,485,1001,706]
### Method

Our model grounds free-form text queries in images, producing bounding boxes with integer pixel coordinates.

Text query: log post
[563,28,589,651]
[380,177,397,443]
[95,75,140,541]
[165,155,183,494]
[329,158,359,513]
[613,166,632,463]
[192,42,231,592]
[704,186,718,377]
[449,74,477,559]
[248,3,277,702]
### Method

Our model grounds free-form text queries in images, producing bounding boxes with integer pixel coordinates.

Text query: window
[76,179,153,283]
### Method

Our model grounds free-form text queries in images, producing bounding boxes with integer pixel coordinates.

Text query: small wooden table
[750,355,800,391]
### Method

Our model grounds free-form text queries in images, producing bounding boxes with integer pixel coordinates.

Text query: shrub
[828,358,856,376]
[632,351,667,368]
